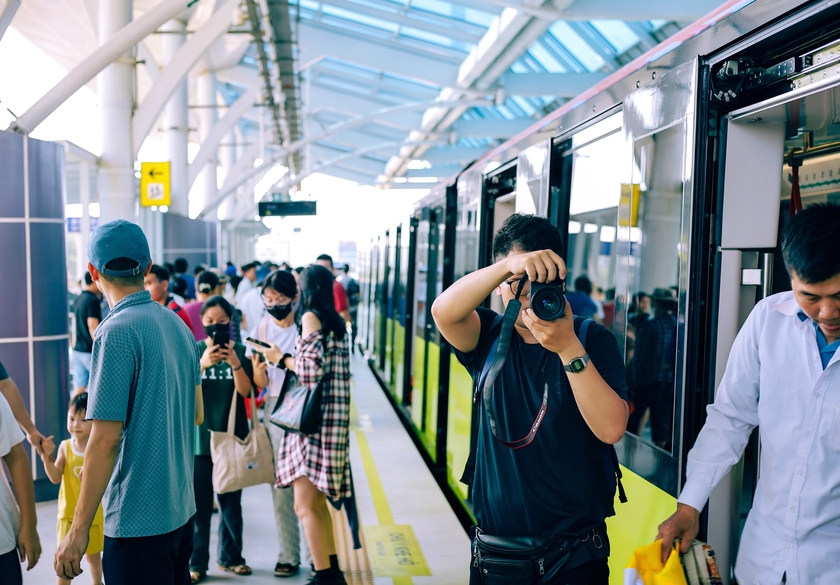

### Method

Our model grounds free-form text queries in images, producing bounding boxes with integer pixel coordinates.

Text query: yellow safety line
[352,397,414,585]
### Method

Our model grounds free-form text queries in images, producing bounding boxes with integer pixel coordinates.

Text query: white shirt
[247,317,298,397]
[679,292,840,585]
[234,278,254,306]
[0,393,25,555]
[238,287,265,333]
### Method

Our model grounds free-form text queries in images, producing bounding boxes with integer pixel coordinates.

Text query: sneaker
[306,569,347,585]
[274,563,299,578]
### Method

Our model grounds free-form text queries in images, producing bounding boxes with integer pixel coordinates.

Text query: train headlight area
[6,1,840,584]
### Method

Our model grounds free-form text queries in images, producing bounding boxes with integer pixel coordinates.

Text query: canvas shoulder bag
[210,387,275,494]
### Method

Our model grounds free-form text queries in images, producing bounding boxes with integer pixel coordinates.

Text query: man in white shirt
[658,202,840,585]
[234,262,258,306]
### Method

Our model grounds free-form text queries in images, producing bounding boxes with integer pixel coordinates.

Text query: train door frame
[377,229,391,373]
[403,217,418,408]
[389,225,402,391]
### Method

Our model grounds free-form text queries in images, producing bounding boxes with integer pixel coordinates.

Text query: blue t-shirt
[453,307,627,539]
[566,292,598,319]
[797,310,840,369]
[87,291,201,538]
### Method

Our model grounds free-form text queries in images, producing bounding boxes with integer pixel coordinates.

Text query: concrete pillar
[78,160,91,278]
[163,18,189,217]
[98,0,136,223]
[195,71,218,216]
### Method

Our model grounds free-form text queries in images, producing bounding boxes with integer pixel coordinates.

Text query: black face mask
[203,324,225,338]
[266,303,292,321]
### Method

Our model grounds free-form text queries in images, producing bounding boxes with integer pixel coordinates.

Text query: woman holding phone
[190,295,254,583]
[247,269,311,578]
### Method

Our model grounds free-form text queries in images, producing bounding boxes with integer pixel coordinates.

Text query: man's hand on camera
[504,250,566,284]
[521,304,581,355]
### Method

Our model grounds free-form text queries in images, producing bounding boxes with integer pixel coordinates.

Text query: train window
[565,111,631,351]
[621,122,688,455]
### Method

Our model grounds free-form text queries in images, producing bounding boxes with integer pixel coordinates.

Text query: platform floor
[24,350,468,584]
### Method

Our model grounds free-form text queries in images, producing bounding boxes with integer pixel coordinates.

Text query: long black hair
[299,264,346,340]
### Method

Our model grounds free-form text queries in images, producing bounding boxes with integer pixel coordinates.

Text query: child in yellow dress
[41,392,104,585]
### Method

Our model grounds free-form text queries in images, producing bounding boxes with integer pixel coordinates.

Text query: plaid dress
[276,328,352,499]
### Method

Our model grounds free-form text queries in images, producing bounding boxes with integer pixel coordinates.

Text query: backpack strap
[574,316,628,504]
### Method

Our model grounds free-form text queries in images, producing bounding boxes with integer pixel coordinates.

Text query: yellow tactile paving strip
[330,504,374,585]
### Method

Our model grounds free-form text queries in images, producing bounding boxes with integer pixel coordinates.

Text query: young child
[41,392,104,585]
[0,392,41,583]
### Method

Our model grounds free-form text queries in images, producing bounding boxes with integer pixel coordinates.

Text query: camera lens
[530,282,566,321]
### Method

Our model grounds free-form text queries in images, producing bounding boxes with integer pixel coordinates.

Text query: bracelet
[276,353,294,370]
[232,364,243,371]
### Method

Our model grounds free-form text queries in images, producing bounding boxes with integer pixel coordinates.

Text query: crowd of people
[0,219,360,585]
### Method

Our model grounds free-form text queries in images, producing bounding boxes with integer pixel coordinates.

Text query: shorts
[57,518,104,555]
[71,350,92,388]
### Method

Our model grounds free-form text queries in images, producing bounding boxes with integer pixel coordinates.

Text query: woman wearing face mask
[248,270,311,578]
[190,296,254,584]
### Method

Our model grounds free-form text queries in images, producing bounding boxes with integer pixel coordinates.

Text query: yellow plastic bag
[624,540,688,585]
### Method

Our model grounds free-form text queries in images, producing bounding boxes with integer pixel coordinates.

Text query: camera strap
[480,275,549,450]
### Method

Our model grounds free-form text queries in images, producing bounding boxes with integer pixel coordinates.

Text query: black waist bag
[472,527,581,585]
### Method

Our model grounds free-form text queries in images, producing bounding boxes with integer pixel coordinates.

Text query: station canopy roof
[5,0,724,195]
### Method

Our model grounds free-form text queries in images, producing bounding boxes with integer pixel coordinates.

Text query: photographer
[431,213,628,585]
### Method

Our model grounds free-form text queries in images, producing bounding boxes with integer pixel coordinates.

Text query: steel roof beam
[8,0,197,134]
[187,85,259,192]
[443,0,721,21]
[132,0,240,157]
[298,20,460,86]
[228,138,445,228]
[314,0,483,43]
[0,0,20,44]
[499,71,609,97]
[452,117,533,138]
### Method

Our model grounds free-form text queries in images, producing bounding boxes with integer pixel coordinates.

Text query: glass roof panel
[590,20,639,54]
[409,0,497,26]
[547,21,605,71]
[318,4,399,32]
[526,43,566,73]
[399,27,472,51]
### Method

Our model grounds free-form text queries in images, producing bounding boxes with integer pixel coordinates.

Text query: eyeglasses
[504,278,531,297]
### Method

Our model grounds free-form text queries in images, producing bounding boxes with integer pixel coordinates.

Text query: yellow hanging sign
[139,162,171,207]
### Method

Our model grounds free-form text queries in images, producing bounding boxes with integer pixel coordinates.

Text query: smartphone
[245,337,271,350]
[213,328,230,348]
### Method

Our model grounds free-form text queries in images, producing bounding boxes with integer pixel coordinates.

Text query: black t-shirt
[453,307,628,539]
[73,291,102,353]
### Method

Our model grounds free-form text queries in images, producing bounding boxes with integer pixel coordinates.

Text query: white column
[163,18,189,217]
[98,0,136,223]
[195,71,218,216]
[78,160,91,276]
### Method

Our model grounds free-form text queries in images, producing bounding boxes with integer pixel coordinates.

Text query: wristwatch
[563,353,590,374]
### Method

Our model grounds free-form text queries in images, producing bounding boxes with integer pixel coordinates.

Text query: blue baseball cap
[88,220,151,277]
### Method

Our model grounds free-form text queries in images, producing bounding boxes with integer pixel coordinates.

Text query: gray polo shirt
[87,290,201,538]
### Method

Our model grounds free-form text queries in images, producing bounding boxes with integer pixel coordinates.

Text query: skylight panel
[527,43,566,73]
[590,20,639,54]
[548,21,605,72]
[319,4,399,32]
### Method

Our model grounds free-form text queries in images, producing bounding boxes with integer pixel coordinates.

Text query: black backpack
[461,314,627,508]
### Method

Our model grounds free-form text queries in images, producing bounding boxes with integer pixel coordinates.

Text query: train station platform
[27,351,469,584]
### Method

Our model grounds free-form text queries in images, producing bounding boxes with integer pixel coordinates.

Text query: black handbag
[472,527,581,585]
[269,369,327,436]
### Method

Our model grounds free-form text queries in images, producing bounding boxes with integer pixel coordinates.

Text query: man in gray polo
[54,220,204,585]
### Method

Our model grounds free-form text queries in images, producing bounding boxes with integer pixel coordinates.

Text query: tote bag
[210,388,275,494]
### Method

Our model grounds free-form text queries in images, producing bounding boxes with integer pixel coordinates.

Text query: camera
[530,279,566,320]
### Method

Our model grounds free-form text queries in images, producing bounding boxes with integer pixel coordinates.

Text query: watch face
[570,359,585,373]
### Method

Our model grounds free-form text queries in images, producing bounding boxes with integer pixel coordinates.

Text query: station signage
[258,200,317,217]
[140,162,171,207]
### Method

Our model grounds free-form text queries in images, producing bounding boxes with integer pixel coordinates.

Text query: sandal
[274,562,300,577]
[190,570,206,584]
[219,563,253,576]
